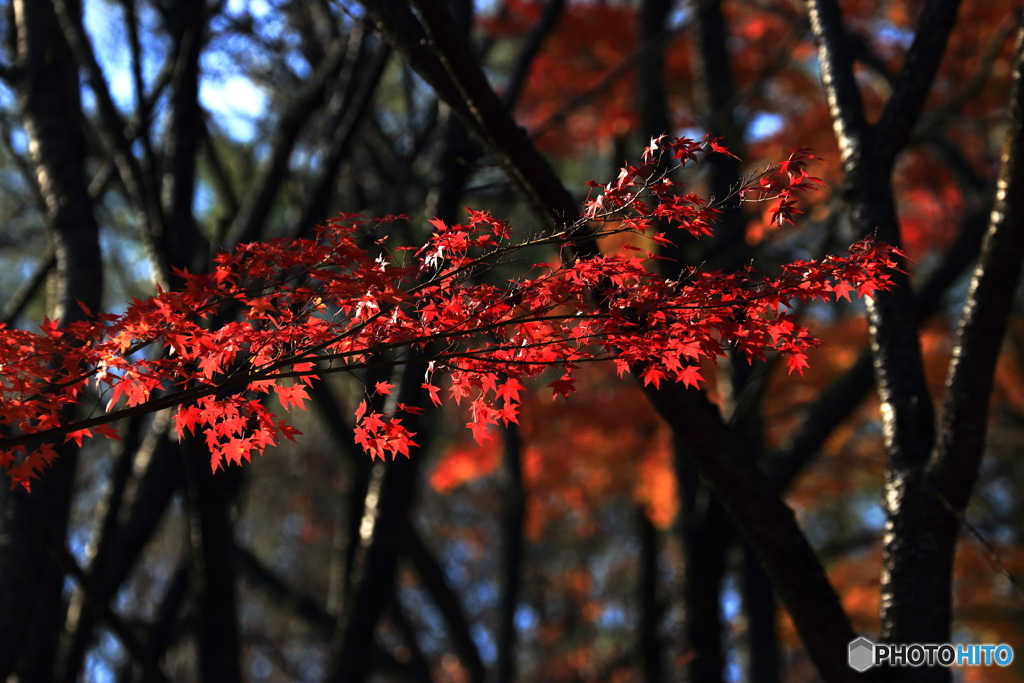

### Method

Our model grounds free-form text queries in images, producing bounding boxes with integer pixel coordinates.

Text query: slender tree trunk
[676,450,729,683]
[0,0,102,678]
[742,542,780,683]
[496,423,525,683]
[325,363,428,682]
[160,3,244,681]
[181,444,244,683]
[804,4,966,679]
[638,508,663,683]
[693,0,747,270]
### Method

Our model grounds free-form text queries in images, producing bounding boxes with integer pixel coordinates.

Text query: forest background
[0,0,1023,682]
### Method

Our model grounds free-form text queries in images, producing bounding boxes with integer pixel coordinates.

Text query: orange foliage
[429,364,677,536]
[485,0,694,154]
[428,441,502,493]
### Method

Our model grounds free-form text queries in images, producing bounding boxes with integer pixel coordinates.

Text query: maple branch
[0,228,893,459]
[874,0,964,170]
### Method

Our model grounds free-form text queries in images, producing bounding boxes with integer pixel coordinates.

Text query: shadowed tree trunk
[676,451,729,683]
[159,2,244,681]
[497,422,525,683]
[325,362,429,682]
[0,0,103,678]
[637,507,663,683]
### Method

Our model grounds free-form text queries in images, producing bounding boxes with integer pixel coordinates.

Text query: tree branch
[225,31,352,246]
[930,28,1024,512]
[805,0,871,171]
[766,202,991,491]
[361,0,579,229]
[49,545,172,683]
[291,40,392,239]
[234,545,336,632]
[501,0,566,110]
[405,524,486,683]
[874,0,965,169]
[51,0,171,289]
[1,244,55,326]
[645,385,877,683]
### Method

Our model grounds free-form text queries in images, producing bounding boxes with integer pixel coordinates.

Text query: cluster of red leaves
[0,136,901,490]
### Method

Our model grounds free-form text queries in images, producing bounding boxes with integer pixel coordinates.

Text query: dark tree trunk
[160,3,244,681]
[676,450,728,683]
[805,3,975,679]
[637,508,663,683]
[742,542,780,683]
[181,444,244,683]
[0,0,102,678]
[325,363,428,682]
[496,423,525,683]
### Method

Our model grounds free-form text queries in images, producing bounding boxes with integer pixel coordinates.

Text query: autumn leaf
[548,375,577,400]
[275,384,310,411]
[640,366,665,389]
[422,383,443,407]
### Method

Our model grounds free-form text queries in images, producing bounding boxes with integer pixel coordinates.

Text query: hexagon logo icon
[849,637,875,672]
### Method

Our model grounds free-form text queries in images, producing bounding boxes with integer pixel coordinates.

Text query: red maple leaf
[548,374,577,401]
[275,384,310,411]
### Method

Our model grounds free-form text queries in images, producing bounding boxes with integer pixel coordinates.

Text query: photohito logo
[848,637,1015,671]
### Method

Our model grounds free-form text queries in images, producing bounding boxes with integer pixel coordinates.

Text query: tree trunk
[0,0,103,678]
